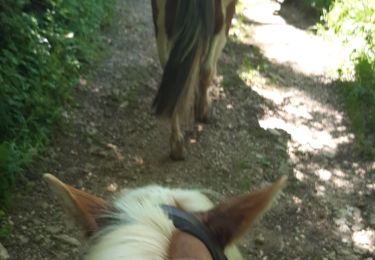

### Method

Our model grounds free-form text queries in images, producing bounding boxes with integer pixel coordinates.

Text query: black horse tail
[152,0,216,118]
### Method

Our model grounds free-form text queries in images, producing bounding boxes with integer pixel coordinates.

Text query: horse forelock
[82,185,215,260]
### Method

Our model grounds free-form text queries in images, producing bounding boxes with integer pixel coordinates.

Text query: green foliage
[284,0,334,16]
[322,0,375,157]
[301,0,333,12]
[0,0,116,207]
[0,209,12,238]
[343,54,375,157]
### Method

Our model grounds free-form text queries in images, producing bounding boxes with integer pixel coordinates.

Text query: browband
[161,205,227,260]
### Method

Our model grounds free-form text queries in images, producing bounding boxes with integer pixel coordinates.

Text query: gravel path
[1,0,374,259]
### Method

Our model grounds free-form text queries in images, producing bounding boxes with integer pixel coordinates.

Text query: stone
[40,202,49,210]
[0,243,9,259]
[326,251,336,260]
[269,128,282,136]
[352,245,367,254]
[45,225,62,234]
[18,235,29,244]
[53,234,80,247]
[254,234,265,246]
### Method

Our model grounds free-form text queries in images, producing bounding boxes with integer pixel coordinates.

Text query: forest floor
[1,0,374,259]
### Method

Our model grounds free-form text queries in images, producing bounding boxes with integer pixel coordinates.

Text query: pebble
[326,251,336,259]
[32,218,42,225]
[45,225,61,234]
[35,234,44,243]
[276,225,282,232]
[254,234,265,245]
[53,234,81,247]
[351,223,364,231]
[0,243,9,259]
[337,248,353,256]
[18,235,29,244]
[269,128,281,136]
[352,245,367,254]
[40,202,49,210]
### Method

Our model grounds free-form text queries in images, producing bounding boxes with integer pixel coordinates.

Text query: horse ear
[43,173,109,236]
[201,176,287,248]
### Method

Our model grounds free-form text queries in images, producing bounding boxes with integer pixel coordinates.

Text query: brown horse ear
[43,173,109,236]
[200,176,287,248]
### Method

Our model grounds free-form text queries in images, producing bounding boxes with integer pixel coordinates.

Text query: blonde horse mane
[84,185,242,260]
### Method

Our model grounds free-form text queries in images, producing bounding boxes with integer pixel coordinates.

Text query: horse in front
[151,0,238,160]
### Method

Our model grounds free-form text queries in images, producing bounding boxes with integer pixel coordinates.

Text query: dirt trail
[1,0,374,259]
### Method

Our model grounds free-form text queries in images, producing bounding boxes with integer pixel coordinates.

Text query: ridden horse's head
[44,174,286,259]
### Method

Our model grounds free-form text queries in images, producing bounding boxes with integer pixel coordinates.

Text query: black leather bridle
[161,205,227,260]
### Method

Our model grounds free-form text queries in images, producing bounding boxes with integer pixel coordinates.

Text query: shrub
[0,0,116,207]
[283,0,334,17]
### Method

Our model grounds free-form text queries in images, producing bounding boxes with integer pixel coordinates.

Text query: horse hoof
[195,109,210,123]
[170,154,185,161]
[196,112,216,124]
[170,148,185,161]
[195,104,213,123]
[196,115,210,124]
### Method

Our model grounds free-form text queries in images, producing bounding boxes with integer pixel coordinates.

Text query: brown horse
[44,174,286,259]
[151,0,238,160]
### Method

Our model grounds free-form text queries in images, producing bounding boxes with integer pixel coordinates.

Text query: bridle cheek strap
[161,205,227,260]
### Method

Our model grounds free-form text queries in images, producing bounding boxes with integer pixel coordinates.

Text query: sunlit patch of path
[236,0,374,256]
[254,85,354,156]
[237,0,345,77]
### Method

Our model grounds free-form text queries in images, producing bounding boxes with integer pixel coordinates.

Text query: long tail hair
[152,0,215,118]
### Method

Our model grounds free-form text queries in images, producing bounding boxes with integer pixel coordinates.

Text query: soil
[1,0,374,259]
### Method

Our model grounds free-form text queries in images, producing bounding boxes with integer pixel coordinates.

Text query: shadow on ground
[221,33,374,257]
[2,0,374,259]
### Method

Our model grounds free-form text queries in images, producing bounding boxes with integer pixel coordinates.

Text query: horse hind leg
[196,68,213,123]
[196,30,227,123]
[195,0,237,122]
[153,0,171,68]
[170,113,185,160]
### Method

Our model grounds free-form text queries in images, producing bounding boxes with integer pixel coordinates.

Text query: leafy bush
[302,0,333,12]
[283,0,334,17]
[0,0,115,207]
[343,54,375,157]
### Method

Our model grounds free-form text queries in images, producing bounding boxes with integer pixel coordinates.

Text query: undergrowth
[0,0,116,209]
[283,0,334,17]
